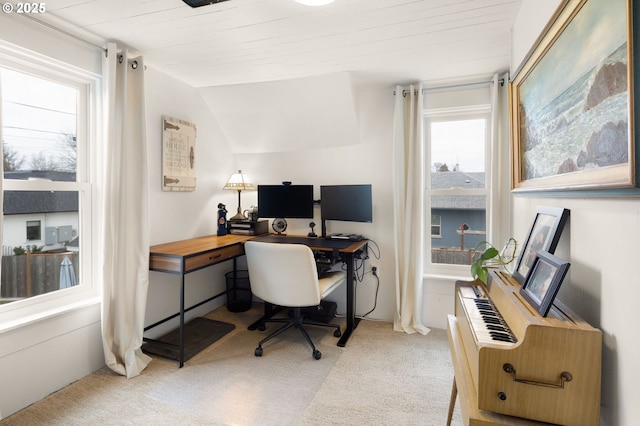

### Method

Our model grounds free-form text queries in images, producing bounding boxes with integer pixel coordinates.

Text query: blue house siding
[432,208,486,249]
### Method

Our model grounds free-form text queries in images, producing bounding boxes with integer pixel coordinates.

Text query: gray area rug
[142,317,235,362]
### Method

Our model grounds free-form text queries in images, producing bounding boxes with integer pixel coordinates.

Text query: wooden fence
[1,252,78,298]
[431,247,479,265]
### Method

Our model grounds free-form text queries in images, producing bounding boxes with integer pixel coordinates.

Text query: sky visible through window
[431,118,485,173]
[1,68,77,170]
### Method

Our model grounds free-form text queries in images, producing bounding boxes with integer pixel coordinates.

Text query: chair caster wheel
[313,350,322,360]
[334,329,342,337]
[255,347,263,357]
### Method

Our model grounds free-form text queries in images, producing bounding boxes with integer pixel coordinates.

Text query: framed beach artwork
[510,0,634,191]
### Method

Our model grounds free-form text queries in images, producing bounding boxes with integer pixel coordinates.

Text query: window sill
[423,272,471,282]
[0,295,100,335]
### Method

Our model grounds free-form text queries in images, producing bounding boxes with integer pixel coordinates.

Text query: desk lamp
[223,170,256,221]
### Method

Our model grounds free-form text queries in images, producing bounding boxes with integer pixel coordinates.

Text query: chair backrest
[244,241,321,307]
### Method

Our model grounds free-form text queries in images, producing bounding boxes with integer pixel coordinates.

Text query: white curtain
[490,73,511,246]
[101,43,151,378]
[392,84,430,335]
[0,68,3,300]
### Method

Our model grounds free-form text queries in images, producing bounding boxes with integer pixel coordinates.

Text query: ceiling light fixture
[182,0,231,8]
[294,0,335,6]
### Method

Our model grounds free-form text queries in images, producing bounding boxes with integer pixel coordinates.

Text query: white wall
[144,66,243,337]
[511,1,636,424]
[231,76,397,320]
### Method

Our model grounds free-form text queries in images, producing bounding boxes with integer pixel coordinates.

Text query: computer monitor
[320,184,373,223]
[257,184,314,219]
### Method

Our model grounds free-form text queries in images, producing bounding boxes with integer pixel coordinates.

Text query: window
[0,53,96,312]
[431,215,442,237]
[424,85,495,274]
[26,220,41,241]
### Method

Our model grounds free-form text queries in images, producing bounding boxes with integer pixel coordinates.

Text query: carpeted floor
[0,304,463,426]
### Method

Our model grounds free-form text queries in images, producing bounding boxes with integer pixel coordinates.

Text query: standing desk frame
[148,234,367,367]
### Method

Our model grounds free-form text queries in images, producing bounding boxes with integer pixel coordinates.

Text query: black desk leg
[248,302,282,330]
[337,252,360,347]
[179,272,185,368]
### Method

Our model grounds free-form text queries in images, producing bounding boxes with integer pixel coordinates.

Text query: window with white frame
[0,53,96,311]
[424,85,493,274]
[431,214,442,237]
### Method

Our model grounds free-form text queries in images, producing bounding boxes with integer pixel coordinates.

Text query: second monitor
[320,184,372,223]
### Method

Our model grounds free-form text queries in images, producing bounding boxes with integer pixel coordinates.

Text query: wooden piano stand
[447,269,601,425]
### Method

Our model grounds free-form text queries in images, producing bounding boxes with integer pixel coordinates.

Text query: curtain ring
[131,61,138,70]
[118,54,124,64]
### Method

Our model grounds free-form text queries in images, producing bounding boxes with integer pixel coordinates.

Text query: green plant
[470,238,517,283]
[13,246,26,255]
[28,244,43,253]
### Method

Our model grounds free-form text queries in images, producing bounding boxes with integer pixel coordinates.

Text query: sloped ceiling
[199,72,360,153]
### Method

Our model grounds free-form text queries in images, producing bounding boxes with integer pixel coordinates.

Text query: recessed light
[294,0,335,6]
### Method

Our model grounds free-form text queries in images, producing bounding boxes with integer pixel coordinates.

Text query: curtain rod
[20,14,106,53]
[394,78,504,97]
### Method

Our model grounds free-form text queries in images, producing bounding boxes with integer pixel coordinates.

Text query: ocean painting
[512,0,632,190]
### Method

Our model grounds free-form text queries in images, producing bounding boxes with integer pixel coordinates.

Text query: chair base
[254,307,341,359]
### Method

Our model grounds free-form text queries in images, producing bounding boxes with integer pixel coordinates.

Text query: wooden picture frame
[520,251,570,317]
[510,0,634,191]
[512,206,569,284]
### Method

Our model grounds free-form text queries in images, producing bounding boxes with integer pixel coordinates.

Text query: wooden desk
[148,234,253,367]
[147,234,367,367]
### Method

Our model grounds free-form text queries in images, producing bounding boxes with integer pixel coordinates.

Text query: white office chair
[244,241,345,360]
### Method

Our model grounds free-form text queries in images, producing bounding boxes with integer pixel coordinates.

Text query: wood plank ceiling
[38,0,522,87]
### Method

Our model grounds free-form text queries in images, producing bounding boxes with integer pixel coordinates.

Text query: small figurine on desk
[217,203,228,236]
[308,221,317,238]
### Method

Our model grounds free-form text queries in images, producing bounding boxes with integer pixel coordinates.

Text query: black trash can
[225,270,252,312]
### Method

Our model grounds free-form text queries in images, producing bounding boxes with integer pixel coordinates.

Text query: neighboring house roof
[4,170,76,182]
[431,171,484,189]
[431,171,485,210]
[4,170,78,215]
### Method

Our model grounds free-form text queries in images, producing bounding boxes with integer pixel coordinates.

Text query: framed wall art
[519,250,570,317]
[510,0,634,192]
[162,115,196,192]
[512,206,569,284]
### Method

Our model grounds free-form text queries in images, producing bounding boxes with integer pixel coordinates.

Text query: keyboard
[328,233,364,241]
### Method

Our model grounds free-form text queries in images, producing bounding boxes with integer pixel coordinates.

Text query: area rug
[142,317,235,362]
[147,323,342,425]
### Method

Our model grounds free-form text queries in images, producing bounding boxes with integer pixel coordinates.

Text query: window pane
[26,220,41,240]
[431,195,487,265]
[2,68,77,178]
[430,119,485,187]
[2,191,79,301]
[428,116,488,267]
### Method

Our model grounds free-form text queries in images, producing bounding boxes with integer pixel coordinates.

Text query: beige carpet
[1,304,463,426]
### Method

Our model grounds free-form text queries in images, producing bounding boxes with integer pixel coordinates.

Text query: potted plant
[470,238,517,283]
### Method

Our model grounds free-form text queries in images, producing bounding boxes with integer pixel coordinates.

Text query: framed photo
[510,0,634,191]
[520,251,570,317]
[512,206,569,284]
